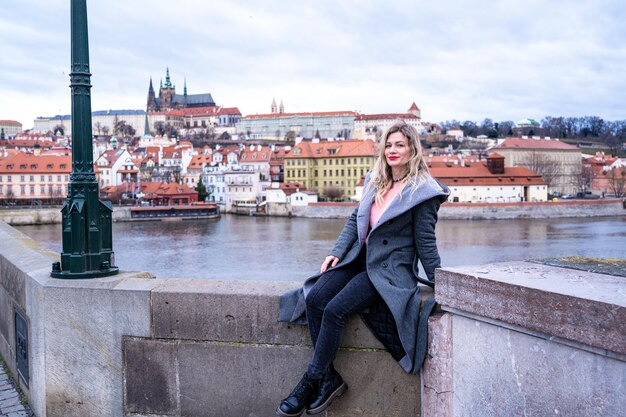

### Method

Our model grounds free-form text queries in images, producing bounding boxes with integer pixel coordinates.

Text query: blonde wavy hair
[366,120,430,205]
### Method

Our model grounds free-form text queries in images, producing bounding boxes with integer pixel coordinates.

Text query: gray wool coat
[279,173,450,374]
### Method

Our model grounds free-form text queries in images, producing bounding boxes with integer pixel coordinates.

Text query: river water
[16,215,626,281]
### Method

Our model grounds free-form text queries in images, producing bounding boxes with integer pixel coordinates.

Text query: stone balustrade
[0,219,624,417]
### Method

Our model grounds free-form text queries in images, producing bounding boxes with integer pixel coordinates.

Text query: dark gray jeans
[305,251,382,379]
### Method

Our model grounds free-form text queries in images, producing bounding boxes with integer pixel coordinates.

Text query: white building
[239,144,272,182]
[353,103,422,140]
[430,154,548,203]
[224,170,261,212]
[0,120,23,138]
[95,148,139,188]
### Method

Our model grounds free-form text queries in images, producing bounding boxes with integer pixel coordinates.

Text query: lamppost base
[50,263,119,279]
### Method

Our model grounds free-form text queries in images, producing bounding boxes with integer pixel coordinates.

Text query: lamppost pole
[51,0,118,278]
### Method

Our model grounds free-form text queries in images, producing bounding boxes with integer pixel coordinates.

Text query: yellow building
[284,139,377,200]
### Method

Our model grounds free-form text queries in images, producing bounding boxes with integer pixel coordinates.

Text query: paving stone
[2,403,26,413]
[0,389,18,400]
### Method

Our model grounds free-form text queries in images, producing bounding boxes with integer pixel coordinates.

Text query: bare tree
[323,185,343,201]
[606,167,626,198]
[517,150,562,190]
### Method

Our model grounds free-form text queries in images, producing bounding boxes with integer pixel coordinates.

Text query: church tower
[279,99,284,114]
[408,102,421,119]
[147,77,158,111]
[271,98,277,114]
[159,67,176,110]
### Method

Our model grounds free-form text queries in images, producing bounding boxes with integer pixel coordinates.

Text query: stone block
[451,315,626,417]
[0,287,12,354]
[124,337,178,416]
[421,313,453,417]
[436,261,626,355]
[175,341,419,417]
[41,276,153,417]
[152,280,384,349]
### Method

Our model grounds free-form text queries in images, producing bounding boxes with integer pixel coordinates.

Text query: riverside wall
[0,200,623,225]
[292,199,625,219]
[0,220,624,417]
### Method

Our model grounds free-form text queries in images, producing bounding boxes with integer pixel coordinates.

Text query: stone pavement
[0,364,33,417]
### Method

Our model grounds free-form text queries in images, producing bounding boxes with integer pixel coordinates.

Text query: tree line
[439,116,626,154]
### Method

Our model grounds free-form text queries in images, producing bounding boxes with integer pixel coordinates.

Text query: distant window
[30,185,35,194]
[20,175,25,182]
[40,175,45,181]
[47,164,53,169]
[30,175,34,182]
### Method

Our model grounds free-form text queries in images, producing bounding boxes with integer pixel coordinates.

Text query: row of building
[4,131,622,212]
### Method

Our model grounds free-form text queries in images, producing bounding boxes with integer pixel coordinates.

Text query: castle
[146,68,216,112]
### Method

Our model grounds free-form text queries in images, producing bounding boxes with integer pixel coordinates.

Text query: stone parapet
[0,220,423,417]
[430,261,626,417]
[436,261,626,355]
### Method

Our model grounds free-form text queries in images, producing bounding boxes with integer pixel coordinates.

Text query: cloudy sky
[1,0,624,129]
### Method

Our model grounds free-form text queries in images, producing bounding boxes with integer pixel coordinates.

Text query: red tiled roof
[354,113,418,121]
[240,146,272,163]
[285,140,377,159]
[0,120,22,126]
[244,111,357,119]
[0,152,71,173]
[280,181,307,196]
[188,154,213,169]
[430,163,546,186]
[408,102,420,111]
[218,107,242,116]
[3,139,56,149]
[492,137,579,151]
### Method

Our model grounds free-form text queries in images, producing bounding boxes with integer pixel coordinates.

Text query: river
[16,215,626,281]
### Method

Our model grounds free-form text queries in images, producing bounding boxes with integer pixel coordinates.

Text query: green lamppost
[51,0,118,278]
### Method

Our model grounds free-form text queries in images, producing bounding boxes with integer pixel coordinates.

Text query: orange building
[0,152,71,203]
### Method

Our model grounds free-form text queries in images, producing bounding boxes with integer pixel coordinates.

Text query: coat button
[382,262,388,268]
[382,240,388,245]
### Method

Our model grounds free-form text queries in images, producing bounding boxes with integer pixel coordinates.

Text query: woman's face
[385,131,411,170]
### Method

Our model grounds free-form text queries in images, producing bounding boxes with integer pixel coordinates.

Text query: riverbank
[0,199,623,225]
[288,199,625,220]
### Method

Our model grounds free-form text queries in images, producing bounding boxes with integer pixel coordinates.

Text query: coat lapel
[356,186,375,243]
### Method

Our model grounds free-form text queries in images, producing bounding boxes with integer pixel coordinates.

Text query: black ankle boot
[276,373,321,417]
[306,366,347,415]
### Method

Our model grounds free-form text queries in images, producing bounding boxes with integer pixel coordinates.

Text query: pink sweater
[369,181,405,230]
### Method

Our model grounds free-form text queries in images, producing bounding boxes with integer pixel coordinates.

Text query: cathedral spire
[271,97,277,114]
[147,76,157,112]
[143,114,151,137]
[184,77,187,96]
[164,67,172,88]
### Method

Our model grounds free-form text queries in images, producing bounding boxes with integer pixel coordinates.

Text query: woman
[277,121,449,416]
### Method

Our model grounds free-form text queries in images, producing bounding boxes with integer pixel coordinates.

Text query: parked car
[576,191,601,199]
[561,194,576,199]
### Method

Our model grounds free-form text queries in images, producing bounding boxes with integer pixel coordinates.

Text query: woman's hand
[320,256,340,273]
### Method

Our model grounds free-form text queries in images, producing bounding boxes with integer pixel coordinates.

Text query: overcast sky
[1,0,625,129]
